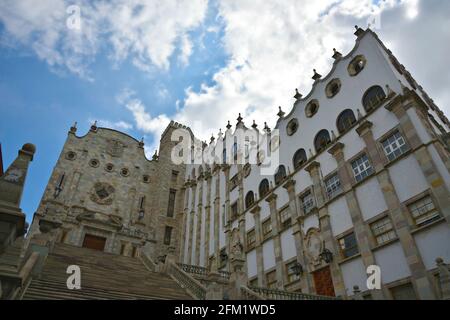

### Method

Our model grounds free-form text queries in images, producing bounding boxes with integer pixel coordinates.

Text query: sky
[0,0,449,224]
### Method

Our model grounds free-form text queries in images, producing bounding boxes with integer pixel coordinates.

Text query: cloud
[0,0,209,79]
[88,118,133,131]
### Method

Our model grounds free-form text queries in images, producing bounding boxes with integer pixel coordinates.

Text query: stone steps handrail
[248,286,339,300]
[168,262,206,300]
[140,252,157,272]
[176,263,208,276]
[240,285,266,300]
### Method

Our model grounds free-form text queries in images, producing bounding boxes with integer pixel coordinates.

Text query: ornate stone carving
[230,228,244,261]
[107,139,125,157]
[305,228,324,266]
[90,182,115,205]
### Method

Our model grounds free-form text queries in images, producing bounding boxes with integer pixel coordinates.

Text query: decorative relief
[90,182,115,205]
[305,228,324,266]
[107,139,125,158]
[3,167,24,183]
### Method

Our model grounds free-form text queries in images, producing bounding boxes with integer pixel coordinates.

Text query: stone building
[180,27,450,300]
[2,27,450,300]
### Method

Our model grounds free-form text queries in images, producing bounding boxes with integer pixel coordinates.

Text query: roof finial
[70,121,78,133]
[251,120,258,130]
[277,106,285,118]
[354,25,364,37]
[263,122,271,133]
[226,120,232,130]
[294,88,302,100]
[139,137,144,148]
[312,69,322,81]
[237,113,243,123]
[210,134,215,144]
[90,120,98,132]
[152,150,158,161]
[332,48,342,60]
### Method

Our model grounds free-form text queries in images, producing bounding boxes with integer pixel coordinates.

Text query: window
[233,142,238,161]
[305,100,319,118]
[259,179,270,198]
[325,78,341,98]
[370,216,396,245]
[171,170,179,183]
[362,86,386,112]
[230,202,239,221]
[245,191,255,209]
[336,109,357,134]
[262,219,272,238]
[143,175,150,183]
[167,189,176,217]
[348,55,366,76]
[351,154,373,182]
[89,159,99,168]
[66,151,77,160]
[105,163,114,172]
[407,195,441,227]
[219,248,227,269]
[300,191,315,214]
[293,149,307,170]
[266,270,277,289]
[286,118,299,136]
[247,229,256,248]
[325,174,342,199]
[121,168,130,177]
[230,174,239,191]
[279,207,292,229]
[338,232,359,259]
[286,261,301,283]
[381,131,408,162]
[274,165,287,186]
[314,130,331,153]
[163,226,173,245]
[222,148,227,164]
[390,283,417,300]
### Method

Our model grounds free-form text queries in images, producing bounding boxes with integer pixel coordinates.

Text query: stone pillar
[179,186,188,263]
[283,178,313,294]
[228,256,247,300]
[305,161,346,297]
[386,100,450,227]
[436,258,450,300]
[204,172,212,268]
[266,193,284,289]
[251,205,265,287]
[195,176,204,265]
[213,165,221,271]
[187,182,197,264]
[222,165,231,271]
[357,119,437,300]
[205,271,224,300]
[328,142,386,299]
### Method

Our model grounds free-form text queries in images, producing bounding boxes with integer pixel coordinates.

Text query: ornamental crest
[90,182,115,205]
[107,139,125,158]
[305,228,324,266]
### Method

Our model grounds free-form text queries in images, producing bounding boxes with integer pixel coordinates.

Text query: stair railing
[240,285,266,300]
[140,252,157,272]
[247,286,339,300]
[167,261,207,300]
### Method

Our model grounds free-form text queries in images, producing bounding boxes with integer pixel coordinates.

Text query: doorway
[312,266,336,297]
[82,234,106,251]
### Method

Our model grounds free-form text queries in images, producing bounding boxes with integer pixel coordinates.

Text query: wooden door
[82,234,106,251]
[313,266,336,297]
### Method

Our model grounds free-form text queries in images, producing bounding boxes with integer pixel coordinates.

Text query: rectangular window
[163,226,173,245]
[231,202,239,221]
[286,261,301,283]
[167,189,176,217]
[325,174,342,199]
[266,270,277,289]
[246,229,256,248]
[279,207,292,229]
[351,154,374,182]
[262,219,272,238]
[338,232,359,259]
[390,283,417,300]
[300,191,315,214]
[171,170,179,183]
[382,131,408,162]
[370,216,396,245]
[407,195,441,227]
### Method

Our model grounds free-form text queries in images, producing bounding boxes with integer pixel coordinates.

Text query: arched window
[245,191,255,209]
[259,179,270,198]
[314,130,331,153]
[362,86,386,112]
[274,165,287,185]
[293,149,307,170]
[222,148,227,164]
[336,109,357,134]
[191,168,196,180]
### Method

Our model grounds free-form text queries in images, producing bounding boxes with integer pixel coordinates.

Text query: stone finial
[277,106,285,118]
[312,69,322,81]
[331,130,337,141]
[237,113,243,123]
[399,80,409,94]
[263,122,271,133]
[226,121,232,130]
[90,120,98,132]
[152,150,158,161]
[218,128,223,139]
[138,137,144,148]
[251,120,258,130]
[309,148,314,157]
[332,48,342,60]
[357,109,363,121]
[70,121,77,134]
[354,25,364,37]
[210,134,215,144]
[386,84,396,98]
[294,88,302,100]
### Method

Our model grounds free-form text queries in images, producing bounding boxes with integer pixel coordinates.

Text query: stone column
[187,182,197,264]
[305,161,346,297]
[386,100,450,227]
[178,185,188,263]
[213,165,221,271]
[265,193,285,289]
[283,178,313,294]
[357,120,437,300]
[204,173,212,268]
[251,205,265,287]
[195,176,204,265]
[222,165,231,271]
[328,142,386,299]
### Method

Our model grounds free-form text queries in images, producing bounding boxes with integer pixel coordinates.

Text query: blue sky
[1,0,449,223]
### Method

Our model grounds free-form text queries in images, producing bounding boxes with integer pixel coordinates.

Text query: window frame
[381,130,409,162]
[407,194,441,227]
[351,153,374,183]
[337,231,359,259]
[324,173,342,200]
[370,215,397,246]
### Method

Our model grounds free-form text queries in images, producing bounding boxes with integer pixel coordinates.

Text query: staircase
[21,243,192,300]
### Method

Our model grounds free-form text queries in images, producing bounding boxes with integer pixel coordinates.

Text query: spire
[251,120,258,130]
[263,122,271,133]
[277,106,285,118]
[226,121,232,130]
[354,25,364,37]
[237,113,243,124]
[218,128,223,140]
[332,48,342,60]
[70,121,77,134]
[210,134,215,144]
[312,69,322,81]
[294,88,302,100]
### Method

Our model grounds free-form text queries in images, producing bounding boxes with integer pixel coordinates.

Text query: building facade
[180,28,450,300]
[26,28,450,300]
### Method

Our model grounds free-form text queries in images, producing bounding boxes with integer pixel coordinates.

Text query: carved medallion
[3,167,24,183]
[305,228,324,266]
[107,139,125,158]
[90,182,115,205]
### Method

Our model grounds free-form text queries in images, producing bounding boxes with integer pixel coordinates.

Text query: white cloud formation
[88,118,133,131]
[0,0,208,79]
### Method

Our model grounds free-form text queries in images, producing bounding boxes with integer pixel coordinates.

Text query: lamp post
[320,248,334,263]
[291,262,304,276]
